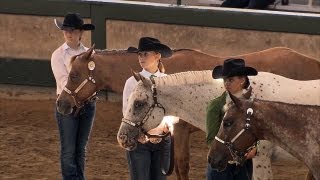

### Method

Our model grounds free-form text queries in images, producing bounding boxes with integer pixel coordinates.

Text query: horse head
[117,72,167,150]
[208,92,258,171]
[56,45,101,115]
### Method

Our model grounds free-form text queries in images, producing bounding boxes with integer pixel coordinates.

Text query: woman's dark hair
[243,76,250,89]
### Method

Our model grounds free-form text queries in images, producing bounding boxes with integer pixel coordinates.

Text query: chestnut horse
[208,93,320,179]
[56,46,320,180]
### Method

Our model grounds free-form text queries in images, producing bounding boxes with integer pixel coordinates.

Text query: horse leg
[270,141,305,180]
[173,120,191,180]
[252,140,274,180]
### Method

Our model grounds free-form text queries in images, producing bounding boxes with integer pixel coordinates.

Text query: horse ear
[228,91,243,108]
[132,69,141,82]
[243,86,252,99]
[84,44,95,60]
[140,76,151,88]
[130,69,151,87]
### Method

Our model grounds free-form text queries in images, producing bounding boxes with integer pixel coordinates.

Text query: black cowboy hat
[127,37,173,58]
[54,13,95,31]
[212,58,257,79]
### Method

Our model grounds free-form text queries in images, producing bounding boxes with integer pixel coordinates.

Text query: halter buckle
[245,123,250,129]
[246,108,253,115]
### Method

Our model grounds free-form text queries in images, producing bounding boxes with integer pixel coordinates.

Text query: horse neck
[164,49,223,73]
[249,72,320,106]
[156,71,225,132]
[93,49,223,93]
[94,52,140,92]
[253,100,320,166]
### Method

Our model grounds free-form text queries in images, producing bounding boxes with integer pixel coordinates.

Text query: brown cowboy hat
[54,13,95,31]
[212,58,257,79]
[127,37,173,58]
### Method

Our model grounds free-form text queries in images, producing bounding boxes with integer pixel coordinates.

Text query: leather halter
[122,76,170,139]
[121,76,174,175]
[63,60,98,109]
[214,100,257,164]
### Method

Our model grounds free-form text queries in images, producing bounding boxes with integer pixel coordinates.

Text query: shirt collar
[140,69,161,78]
[62,43,69,51]
[62,42,86,51]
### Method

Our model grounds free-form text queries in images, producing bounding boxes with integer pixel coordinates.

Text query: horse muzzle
[117,134,138,151]
[56,99,73,115]
[208,154,228,172]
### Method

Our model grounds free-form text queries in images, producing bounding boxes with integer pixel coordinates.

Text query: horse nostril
[56,100,60,107]
[119,134,128,143]
[56,99,73,114]
[218,160,224,168]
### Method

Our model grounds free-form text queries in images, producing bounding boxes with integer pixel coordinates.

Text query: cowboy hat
[127,37,172,58]
[54,13,95,31]
[212,58,257,79]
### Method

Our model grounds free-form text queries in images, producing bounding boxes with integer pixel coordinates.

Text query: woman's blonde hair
[158,60,165,73]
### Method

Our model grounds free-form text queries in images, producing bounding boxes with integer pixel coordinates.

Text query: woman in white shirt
[51,13,96,179]
[123,37,172,180]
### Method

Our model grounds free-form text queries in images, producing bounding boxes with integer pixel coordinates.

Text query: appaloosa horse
[57,46,320,180]
[208,93,320,179]
[116,71,320,179]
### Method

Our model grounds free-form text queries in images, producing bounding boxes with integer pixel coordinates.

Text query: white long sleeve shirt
[51,42,88,95]
[122,69,166,115]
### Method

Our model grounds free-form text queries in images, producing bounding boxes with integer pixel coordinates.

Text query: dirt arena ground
[0,98,309,180]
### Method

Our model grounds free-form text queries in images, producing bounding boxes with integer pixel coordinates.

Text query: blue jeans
[206,159,253,180]
[55,102,96,180]
[127,136,171,180]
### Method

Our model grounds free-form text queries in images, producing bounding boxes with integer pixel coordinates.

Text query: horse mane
[155,70,214,87]
[172,48,196,52]
[69,49,135,67]
[256,99,320,108]
[95,48,203,54]
[95,49,132,55]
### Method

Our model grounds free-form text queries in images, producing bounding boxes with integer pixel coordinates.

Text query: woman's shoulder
[209,92,227,105]
[51,44,65,57]
[125,76,138,85]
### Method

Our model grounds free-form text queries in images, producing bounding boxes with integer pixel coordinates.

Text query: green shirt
[206,91,227,146]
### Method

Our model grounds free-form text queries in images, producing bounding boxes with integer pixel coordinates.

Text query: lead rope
[150,74,174,176]
[160,133,174,176]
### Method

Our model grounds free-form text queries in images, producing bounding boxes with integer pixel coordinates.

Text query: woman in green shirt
[206,58,257,180]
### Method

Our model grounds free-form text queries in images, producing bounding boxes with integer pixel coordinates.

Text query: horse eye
[69,73,79,81]
[134,101,145,109]
[223,121,233,127]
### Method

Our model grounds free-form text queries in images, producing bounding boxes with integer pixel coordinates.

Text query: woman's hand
[245,147,257,159]
[146,121,168,144]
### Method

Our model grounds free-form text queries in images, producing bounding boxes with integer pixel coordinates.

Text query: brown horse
[56,46,320,180]
[208,93,320,180]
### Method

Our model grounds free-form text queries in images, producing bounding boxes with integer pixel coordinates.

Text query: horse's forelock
[223,102,233,113]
